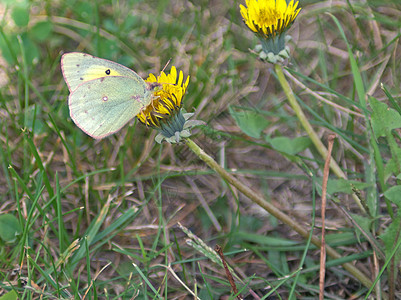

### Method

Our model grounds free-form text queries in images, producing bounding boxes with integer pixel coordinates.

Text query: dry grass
[1,0,401,299]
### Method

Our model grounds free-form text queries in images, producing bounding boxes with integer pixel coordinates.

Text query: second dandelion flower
[240,0,301,63]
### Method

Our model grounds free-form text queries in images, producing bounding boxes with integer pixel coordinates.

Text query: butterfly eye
[105,69,111,75]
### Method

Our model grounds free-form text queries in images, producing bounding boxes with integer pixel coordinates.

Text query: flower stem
[275,64,341,176]
[185,137,373,290]
[274,64,365,213]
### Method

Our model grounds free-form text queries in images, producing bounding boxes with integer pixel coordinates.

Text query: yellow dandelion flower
[138,66,203,143]
[240,0,301,62]
[240,0,300,37]
[138,66,189,128]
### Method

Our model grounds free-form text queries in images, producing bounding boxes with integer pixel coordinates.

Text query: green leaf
[20,33,41,66]
[380,213,401,278]
[382,84,401,115]
[0,214,22,243]
[316,178,370,196]
[384,185,401,207]
[11,5,30,27]
[0,33,40,66]
[98,38,119,59]
[73,2,93,20]
[350,213,372,243]
[369,97,401,138]
[0,290,18,300]
[266,136,311,155]
[0,33,19,65]
[385,149,401,181]
[229,107,269,139]
[25,105,45,135]
[30,21,53,42]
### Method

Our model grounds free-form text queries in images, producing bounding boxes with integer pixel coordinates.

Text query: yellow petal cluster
[240,0,301,37]
[138,66,190,128]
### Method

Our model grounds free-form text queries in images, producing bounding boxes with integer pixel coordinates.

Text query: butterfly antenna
[161,58,172,73]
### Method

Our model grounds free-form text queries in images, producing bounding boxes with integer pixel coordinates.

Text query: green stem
[274,64,341,175]
[274,64,366,213]
[185,137,375,292]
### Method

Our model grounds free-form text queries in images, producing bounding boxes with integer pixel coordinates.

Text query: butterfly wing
[68,76,152,139]
[61,52,143,92]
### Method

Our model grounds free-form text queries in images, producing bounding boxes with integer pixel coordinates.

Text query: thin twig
[319,134,335,299]
[283,68,364,118]
[215,245,242,300]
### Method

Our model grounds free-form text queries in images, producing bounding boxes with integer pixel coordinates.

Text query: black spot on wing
[105,69,111,75]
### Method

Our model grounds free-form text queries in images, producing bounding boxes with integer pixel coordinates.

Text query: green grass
[1,0,401,299]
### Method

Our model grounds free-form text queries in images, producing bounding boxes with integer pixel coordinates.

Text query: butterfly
[61,52,157,139]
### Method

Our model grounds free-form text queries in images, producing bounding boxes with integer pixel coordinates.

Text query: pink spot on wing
[102,96,108,101]
[131,95,142,103]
